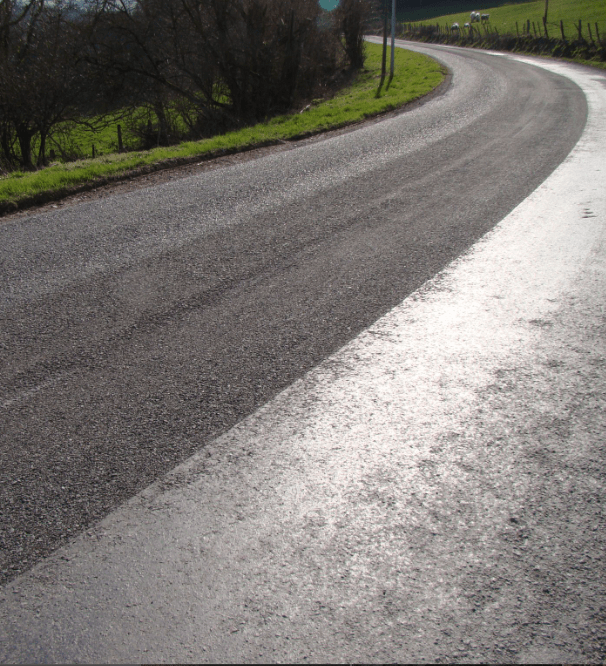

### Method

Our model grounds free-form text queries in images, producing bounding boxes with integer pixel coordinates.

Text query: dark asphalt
[0,45,586,585]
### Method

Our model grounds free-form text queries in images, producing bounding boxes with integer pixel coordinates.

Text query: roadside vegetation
[1,0,376,173]
[0,33,445,212]
[393,0,606,67]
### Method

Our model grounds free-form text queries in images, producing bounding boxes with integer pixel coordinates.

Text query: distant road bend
[0,42,587,587]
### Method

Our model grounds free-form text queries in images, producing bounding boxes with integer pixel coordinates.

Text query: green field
[0,42,445,211]
[46,108,162,162]
[400,0,606,41]
[50,102,212,161]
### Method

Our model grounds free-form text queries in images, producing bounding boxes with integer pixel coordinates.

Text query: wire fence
[394,18,606,61]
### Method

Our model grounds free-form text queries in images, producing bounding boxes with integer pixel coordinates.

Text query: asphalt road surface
[1,42,604,663]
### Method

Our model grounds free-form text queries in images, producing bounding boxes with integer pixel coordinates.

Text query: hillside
[398,0,606,40]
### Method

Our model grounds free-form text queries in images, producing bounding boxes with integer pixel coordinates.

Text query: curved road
[1,42,604,662]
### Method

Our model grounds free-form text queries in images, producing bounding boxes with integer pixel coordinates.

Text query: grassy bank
[398,0,606,67]
[0,42,445,214]
[401,0,605,38]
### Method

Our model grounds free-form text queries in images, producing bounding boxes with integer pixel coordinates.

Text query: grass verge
[0,42,445,214]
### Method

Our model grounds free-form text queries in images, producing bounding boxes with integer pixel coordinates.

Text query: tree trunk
[0,124,16,167]
[37,129,48,167]
[153,101,170,146]
[15,122,35,170]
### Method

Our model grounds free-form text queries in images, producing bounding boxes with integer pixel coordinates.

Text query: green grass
[48,105,193,160]
[47,110,143,159]
[402,0,606,41]
[0,43,445,209]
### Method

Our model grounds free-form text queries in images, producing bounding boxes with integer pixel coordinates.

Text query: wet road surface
[1,44,604,663]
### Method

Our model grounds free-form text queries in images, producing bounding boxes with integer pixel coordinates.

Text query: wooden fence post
[527,19,531,34]
[532,21,537,36]
[560,19,565,40]
[543,17,548,38]
[588,23,594,44]
[596,23,601,42]
[577,19,582,41]
[117,124,124,153]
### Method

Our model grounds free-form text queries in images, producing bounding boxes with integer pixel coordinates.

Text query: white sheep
[470,11,481,23]
[464,22,471,28]
[481,13,490,22]
[452,22,460,30]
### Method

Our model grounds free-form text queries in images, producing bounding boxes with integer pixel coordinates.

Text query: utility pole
[378,0,395,95]
[377,2,387,96]
[390,0,396,79]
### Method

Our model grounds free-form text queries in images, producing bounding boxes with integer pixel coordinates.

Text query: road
[0,42,604,663]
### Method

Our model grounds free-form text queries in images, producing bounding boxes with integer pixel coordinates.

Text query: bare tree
[0,0,356,169]
[86,0,343,139]
[335,0,375,70]
[0,0,45,168]
[0,0,93,168]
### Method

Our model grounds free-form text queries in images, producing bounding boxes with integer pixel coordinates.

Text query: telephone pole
[390,0,396,79]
